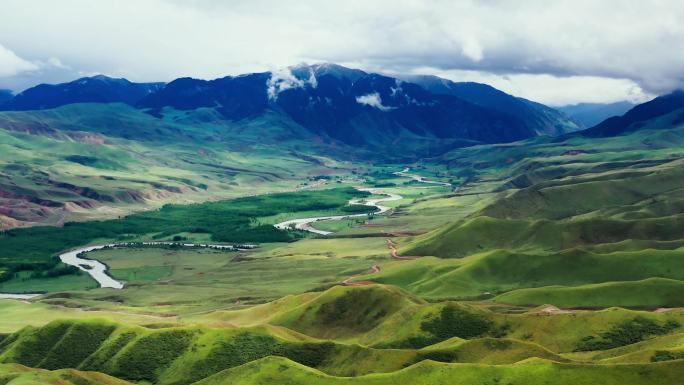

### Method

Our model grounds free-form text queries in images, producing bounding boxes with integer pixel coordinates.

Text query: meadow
[2,113,684,384]
[0,187,372,288]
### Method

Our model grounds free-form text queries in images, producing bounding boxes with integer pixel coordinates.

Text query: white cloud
[45,57,70,70]
[461,38,483,62]
[405,67,653,106]
[0,0,682,105]
[0,44,37,77]
[356,93,394,111]
[267,67,317,100]
[267,68,305,100]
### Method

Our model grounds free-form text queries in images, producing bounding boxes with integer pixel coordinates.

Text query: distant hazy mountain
[583,91,684,137]
[0,89,12,104]
[403,75,582,135]
[559,101,634,128]
[0,75,165,111]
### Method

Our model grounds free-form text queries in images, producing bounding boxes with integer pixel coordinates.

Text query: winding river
[394,167,452,187]
[0,167,447,299]
[274,188,402,235]
[274,167,450,235]
[0,242,255,298]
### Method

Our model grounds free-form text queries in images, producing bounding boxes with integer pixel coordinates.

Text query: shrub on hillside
[39,322,116,370]
[113,329,195,381]
[389,305,493,349]
[4,322,71,367]
[576,317,680,351]
[80,331,138,372]
[313,290,398,332]
[421,305,493,341]
[652,350,684,362]
[183,333,335,385]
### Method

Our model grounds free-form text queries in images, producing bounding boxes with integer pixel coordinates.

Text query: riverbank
[275,167,448,235]
[0,242,258,298]
[274,188,402,235]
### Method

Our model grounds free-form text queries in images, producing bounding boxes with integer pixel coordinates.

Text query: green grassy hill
[270,285,425,340]
[195,356,684,385]
[0,103,354,230]
[368,122,684,310]
[0,317,570,384]
[0,363,133,385]
[2,94,684,384]
[2,314,683,385]
[493,278,684,308]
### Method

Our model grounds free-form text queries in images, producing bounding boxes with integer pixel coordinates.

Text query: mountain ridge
[0,75,164,111]
[0,64,582,149]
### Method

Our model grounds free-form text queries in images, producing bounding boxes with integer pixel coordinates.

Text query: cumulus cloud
[267,68,304,100]
[0,44,38,77]
[404,67,653,106]
[461,38,483,62]
[0,0,682,105]
[356,93,394,111]
[267,67,317,100]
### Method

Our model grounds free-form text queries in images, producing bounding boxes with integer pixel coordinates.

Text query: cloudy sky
[0,0,681,106]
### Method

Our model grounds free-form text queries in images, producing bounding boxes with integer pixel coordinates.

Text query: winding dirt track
[341,265,381,286]
[386,239,418,260]
[338,167,447,286]
[341,239,420,286]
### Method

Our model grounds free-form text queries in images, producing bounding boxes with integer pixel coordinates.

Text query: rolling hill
[1,65,684,385]
[364,93,684,307]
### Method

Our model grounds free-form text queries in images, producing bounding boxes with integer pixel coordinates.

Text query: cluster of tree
[576,317,680,351]
[0,187,369,278]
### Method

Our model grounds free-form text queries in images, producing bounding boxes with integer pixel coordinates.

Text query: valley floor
[2,123,684,384]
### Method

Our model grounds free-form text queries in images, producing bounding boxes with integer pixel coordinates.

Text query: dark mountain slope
[138,64,558,146]
[275,68,534,145]
[0,75,164,111]
[136,73,271,120]
[0,89,12,104]
[0,64,583,149]
[585,91,684,137]
[403,74,582,135]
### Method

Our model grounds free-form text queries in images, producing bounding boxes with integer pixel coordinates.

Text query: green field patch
[0,271,98,293]
[109,267,173,283]
[0,187,369,284]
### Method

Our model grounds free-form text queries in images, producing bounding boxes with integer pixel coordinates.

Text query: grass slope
[493,278,684,308]
[195,356,684,385]
[0,318,570,384]
[0,363,133,385]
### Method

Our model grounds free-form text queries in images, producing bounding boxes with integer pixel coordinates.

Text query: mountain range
[0,64,582,149]
[0,75,164,111]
